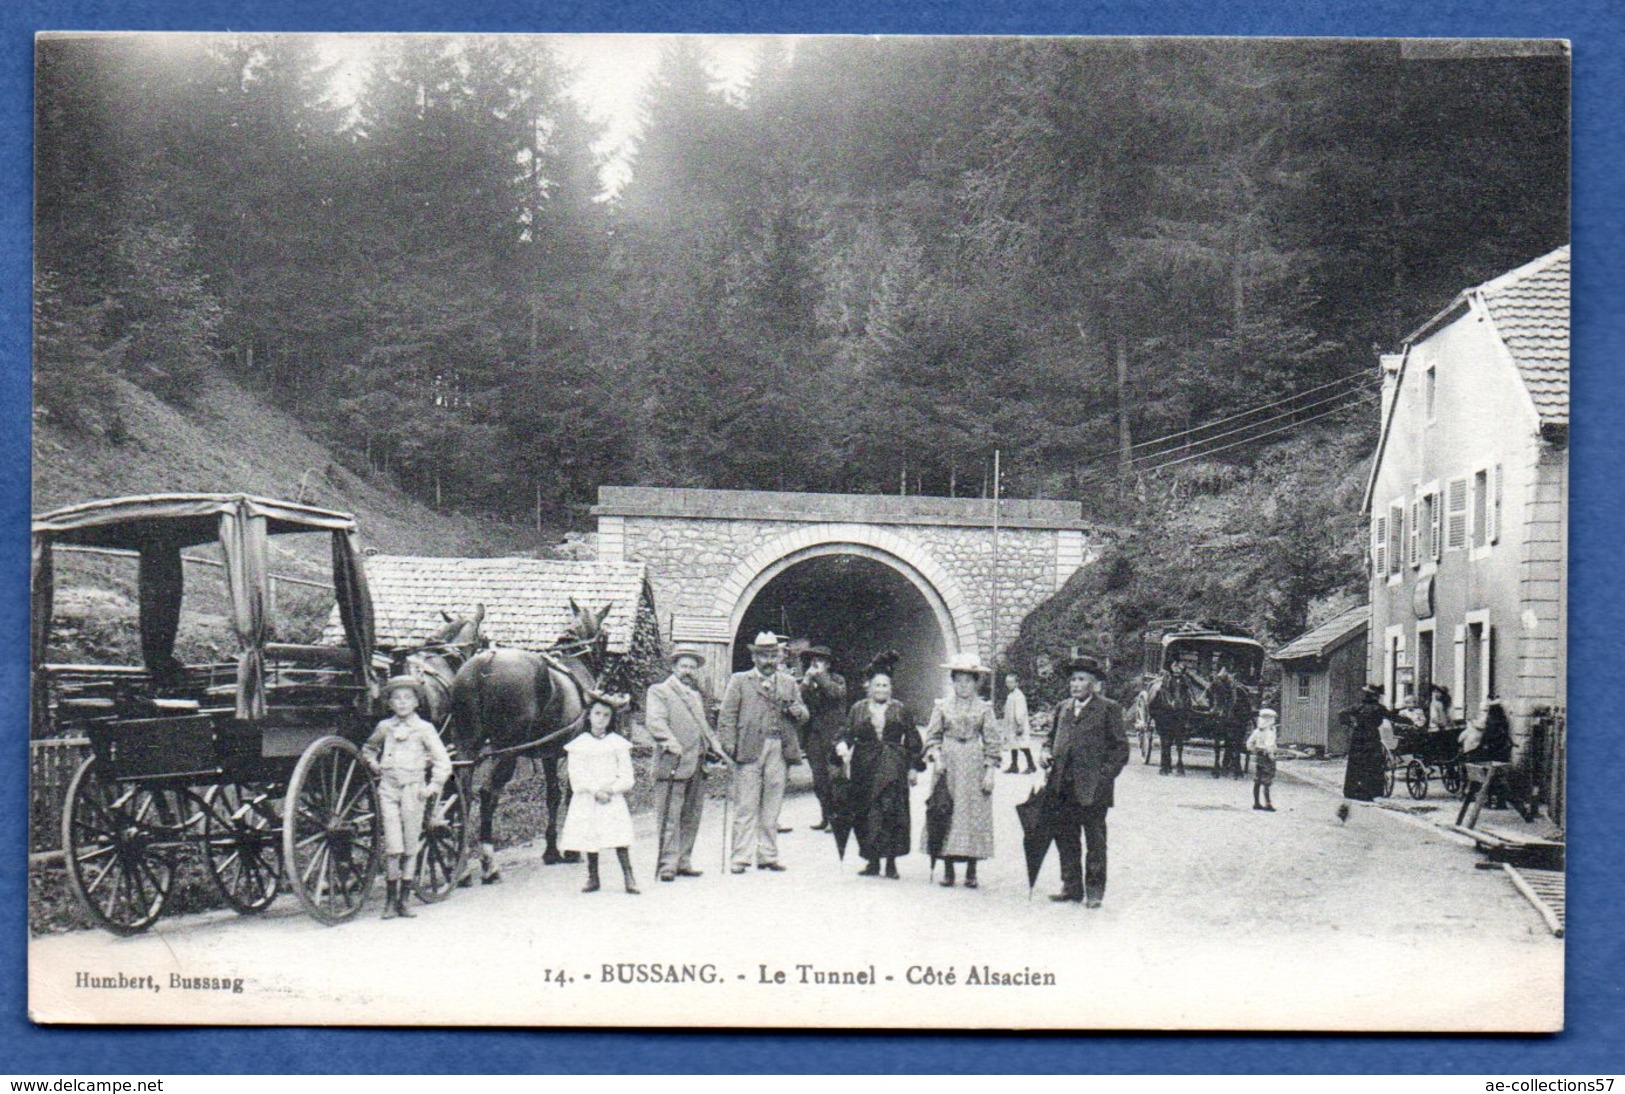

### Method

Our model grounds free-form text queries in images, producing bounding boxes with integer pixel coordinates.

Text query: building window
[1472,468,1489,549]
[1297,674,1311,700]
[1425,364,1437,421]
[1446,477,1468,550]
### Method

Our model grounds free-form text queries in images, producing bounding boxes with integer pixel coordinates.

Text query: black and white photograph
[27,32,1569,1030]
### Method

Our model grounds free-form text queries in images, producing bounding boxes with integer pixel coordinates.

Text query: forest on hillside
[34,35,1567,531]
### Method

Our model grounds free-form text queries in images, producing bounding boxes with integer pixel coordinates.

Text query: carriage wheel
[61,757,179,935]
[1442,760,1464,797]
[1405,759,1429,801]
[413,767,471,904]
[196,783,281,915]
[283,736,382,925]
[1382,754,1396,798]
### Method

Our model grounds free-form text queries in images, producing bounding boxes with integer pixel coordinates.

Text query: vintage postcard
[28,32,1567,1029]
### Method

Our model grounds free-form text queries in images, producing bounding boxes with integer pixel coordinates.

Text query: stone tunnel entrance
[732,552,951,719]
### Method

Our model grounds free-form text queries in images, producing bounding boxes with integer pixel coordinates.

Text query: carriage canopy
[31,493,376,720]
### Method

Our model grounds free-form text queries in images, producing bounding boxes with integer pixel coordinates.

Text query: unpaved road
[30,758,1560,1030]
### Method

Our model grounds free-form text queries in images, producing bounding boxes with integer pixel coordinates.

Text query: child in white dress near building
[1246,707,1279,812]
[561,692,640,894]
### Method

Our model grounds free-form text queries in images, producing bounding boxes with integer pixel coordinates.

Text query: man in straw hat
[645,646,725,882]
[1033,654,1128,908]
[718,632,808,873]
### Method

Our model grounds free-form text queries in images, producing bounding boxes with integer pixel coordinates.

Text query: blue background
[2,0,1621,1074]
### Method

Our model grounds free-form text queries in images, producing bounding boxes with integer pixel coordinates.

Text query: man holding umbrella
[1034,654,1129,908]
[645,646,725,883]
[797,645,847,831]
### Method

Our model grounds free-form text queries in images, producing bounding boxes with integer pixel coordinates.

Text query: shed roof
[1270,606,1370,663]
[323,555,650,654]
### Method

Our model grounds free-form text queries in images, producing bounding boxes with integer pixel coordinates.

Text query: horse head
[563,598,613,671]
[432,604,487,650]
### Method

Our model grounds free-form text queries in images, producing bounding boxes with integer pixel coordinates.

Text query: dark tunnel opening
[733,552,950,721]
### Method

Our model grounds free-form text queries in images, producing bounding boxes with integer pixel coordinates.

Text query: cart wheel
[61,757,179,935]
[1442,760,1464,797]
[414,767,471,904]
[1405,759,1429,800]
[283,736,382,925]
[197,783,281,914]
[1382,754,1396,798]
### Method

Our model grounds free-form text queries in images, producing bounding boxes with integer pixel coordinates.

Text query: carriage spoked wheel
[195,783,281,914]
[1405,759,1430,801]
[1442,760,1465,798]
[283,736,382,925]
[61,757,181,935]
[1382,753,1397,798]
[413,766,471,904]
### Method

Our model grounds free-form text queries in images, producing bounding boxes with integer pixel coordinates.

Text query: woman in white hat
[923,653,1001,888]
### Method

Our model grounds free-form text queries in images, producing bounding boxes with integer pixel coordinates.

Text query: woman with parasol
[922,654,1001,888]
[834,652,924,879]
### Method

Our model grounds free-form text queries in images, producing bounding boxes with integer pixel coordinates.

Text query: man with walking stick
[645,647,725,883]
[718,632,808,874]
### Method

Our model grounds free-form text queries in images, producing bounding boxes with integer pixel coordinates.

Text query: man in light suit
[718,632,808,873]
[646,646,725,883]
[1035,654,1129,907]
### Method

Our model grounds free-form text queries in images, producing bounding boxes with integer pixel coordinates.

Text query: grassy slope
[32,372,544,566]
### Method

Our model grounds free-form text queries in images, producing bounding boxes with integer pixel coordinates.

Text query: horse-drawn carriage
[31,494,475,934]
[1134,619,1265,776]
[1385,719,1465,801]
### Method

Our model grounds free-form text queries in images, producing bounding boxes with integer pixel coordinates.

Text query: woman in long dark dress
[1340,683,1391,801]
[835,654,924,879]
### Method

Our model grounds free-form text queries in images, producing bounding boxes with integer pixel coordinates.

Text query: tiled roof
[1270,605,1369,663]
[1476,246,1570,426]
[323,556,651,653]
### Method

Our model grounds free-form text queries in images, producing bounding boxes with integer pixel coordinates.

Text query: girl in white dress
[560,692,639,894]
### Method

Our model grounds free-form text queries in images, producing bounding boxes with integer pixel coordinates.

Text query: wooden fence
[29,737,89,856]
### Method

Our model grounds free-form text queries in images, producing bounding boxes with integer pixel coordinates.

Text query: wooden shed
[1270,606,1370,756]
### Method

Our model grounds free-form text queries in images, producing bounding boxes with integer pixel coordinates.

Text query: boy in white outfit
[1246,707,1279,812]
[363,676,453,919]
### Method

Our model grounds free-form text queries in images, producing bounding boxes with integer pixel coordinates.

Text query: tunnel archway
[729,545,958,719]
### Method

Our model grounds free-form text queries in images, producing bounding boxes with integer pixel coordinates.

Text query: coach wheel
[197,783,281,914]
[1382,755,1396,798]
[414,766,471,904]
[1442,761,1464,798]
[61,757,180,935]
[284,736,382,925]
[1405,759,1429,801]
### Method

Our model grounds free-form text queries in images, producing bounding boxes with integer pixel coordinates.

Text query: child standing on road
[560,692,640,895]
[363,676,453,919]
[1246,707,1279,812]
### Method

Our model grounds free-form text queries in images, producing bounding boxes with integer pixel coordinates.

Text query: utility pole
[989,448,1001,675]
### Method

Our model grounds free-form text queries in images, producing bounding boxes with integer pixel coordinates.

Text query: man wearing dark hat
[645,647,725,882]
[718,632,808,872]
[797,645,847,831]
[1338,683,1391,802]
[1035,654,1129,908]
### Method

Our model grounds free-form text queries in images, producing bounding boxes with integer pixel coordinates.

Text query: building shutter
[1446,477,1468,549]
[1429,491,1442,561]
[1372,514,1387,576]
[1472,469,1488,549]
[1491,464,1503,544]
[1388,504,1404,575]
[1408,499,1420,568]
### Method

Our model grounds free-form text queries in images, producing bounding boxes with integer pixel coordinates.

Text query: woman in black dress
[835,653,925,879]
[1340,683,1391,801]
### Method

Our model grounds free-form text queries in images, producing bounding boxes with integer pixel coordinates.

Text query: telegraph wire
[1129,384,1377,467]
[1136,391,1380,474]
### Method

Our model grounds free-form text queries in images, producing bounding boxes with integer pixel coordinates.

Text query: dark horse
[394,605,487,728]
[449,599,612,883]
[1148,668,1195,776]
[1209,669,1253,780]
